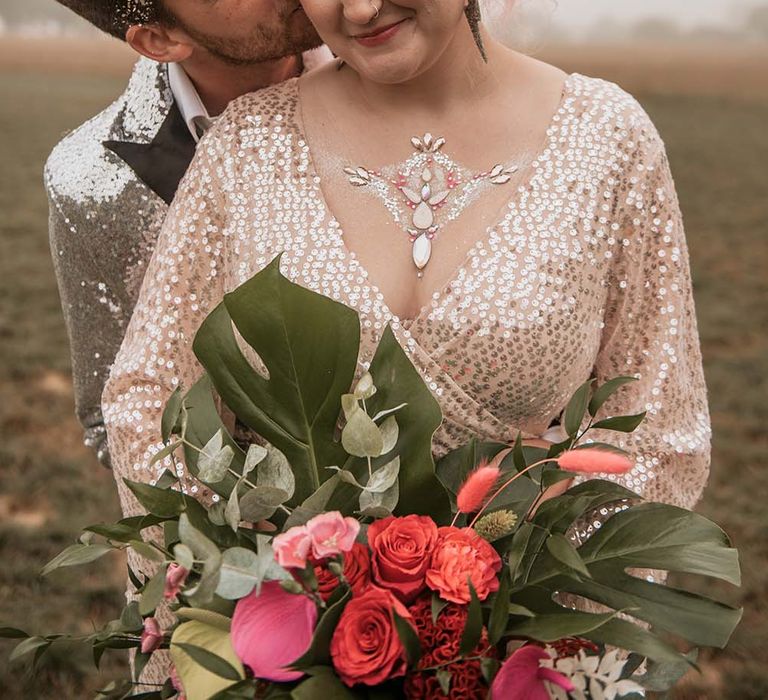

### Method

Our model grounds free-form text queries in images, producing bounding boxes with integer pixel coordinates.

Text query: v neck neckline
[294,72,577,328]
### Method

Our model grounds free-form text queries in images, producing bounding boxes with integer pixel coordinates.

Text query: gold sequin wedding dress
[102,73,711,689]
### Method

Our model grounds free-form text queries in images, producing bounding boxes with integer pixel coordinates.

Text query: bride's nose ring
[370,2,380,20]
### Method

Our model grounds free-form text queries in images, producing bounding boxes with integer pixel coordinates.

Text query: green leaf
[41,543,114,576]
[512,502,742,662]
[171,621,244,700]
[458,582,483,656]
[290,590,351,670]
[256,445,295,499]
[354,371,377,400]
[546,533,592,578]
[379,416,399,455]
[564,379,595,437]
[9,637,50,663]
[173,643,243,681]
[507,610,621,641]
[243,444,268,476]
[591,413,647,433]
[431,594,449,624]
[149,441,183,468]
[216,547,267,600]
[372,402,408,422]
[225,484,241,532]
[176,608,232,632]
[359,478,399,514]
[588,376,638,417]
[436,670,452,695]
[635,650,698,691]
[365,456,400,493]
[139,565,168,616]
[488,567,511,645]
[541,469,576,490]
[129,540,165,563]
[393,611,421,667]
[291,671,358,699]
[178,514,222,605]
[342,407,385,458]
[512,432,526,472]
[156,469,180,489]
[85,523,139,543]
[199,431,235,484]
[120,602,144,632]
[0,627,29,639]
[174,543,195,571]
[239,486,290,522]
[161,387,185,442]
[124,479,186,518]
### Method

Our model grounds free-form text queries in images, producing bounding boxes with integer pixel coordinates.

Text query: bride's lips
[352,19,409,47]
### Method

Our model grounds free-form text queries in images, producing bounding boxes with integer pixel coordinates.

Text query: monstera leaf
[187,254,450,520]
[506,498,742,664]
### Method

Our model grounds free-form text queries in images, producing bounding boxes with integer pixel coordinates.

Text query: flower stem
[469,458,560,528]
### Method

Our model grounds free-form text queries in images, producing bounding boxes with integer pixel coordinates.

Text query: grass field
[0,38,766,699]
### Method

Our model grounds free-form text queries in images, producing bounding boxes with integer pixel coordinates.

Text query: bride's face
[299,0,472,84]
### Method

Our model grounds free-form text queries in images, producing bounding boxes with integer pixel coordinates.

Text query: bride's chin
[345,52,426,86]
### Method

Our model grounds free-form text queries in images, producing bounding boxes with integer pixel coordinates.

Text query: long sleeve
[586,113,711,512]
[102,126,233,523]
[47,186,112,467]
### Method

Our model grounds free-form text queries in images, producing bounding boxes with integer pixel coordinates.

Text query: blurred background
[0,0,766,697]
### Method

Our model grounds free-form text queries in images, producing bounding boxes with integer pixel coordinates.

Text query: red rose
[367,515,439,602]
[330,587,414,687]
[425,527,502,604]
[314,542,371,602]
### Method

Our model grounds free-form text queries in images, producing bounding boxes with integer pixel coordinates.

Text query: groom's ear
[126,23,194,64]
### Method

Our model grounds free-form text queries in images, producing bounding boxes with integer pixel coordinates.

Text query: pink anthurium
[492,645,575,699]
[231,580,318,682]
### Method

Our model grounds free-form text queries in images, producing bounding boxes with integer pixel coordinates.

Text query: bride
[103,0,710,682]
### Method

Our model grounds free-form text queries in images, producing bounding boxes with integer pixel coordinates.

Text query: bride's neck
[348,27,505,118]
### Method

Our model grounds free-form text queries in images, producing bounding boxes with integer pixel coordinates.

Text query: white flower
[541,647,646,699]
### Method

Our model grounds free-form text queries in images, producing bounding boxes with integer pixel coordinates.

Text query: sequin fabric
[103,69,710,604]
[46,58,173,468]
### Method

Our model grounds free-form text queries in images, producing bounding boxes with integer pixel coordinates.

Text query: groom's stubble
[166,4,323,66]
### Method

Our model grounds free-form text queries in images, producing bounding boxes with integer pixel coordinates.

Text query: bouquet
[2,255,741,699]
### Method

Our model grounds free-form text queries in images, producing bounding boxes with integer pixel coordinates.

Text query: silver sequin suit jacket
[46,58,196,467]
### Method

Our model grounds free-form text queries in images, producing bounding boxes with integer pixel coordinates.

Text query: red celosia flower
[456,460,501,514]
[557,448,633,475]
[404,594,494,700]
[313,542,371,602]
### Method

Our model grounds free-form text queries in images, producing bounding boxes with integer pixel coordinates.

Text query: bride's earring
[465,0,488,62]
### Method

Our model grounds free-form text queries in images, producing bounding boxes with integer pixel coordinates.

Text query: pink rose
[306,512,360,559]
[164,562,190,600]
[140,617,163,654]
[425,527,502,604]
[273,526,312,569]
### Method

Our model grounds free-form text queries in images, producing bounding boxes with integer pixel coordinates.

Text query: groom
[47,0,330,468]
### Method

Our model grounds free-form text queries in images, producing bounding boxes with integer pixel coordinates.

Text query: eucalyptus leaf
[174,543,195,571]
[208,501,227,527]
[216,547,265,600]
[379,416,399,454]
[372,402,408,422]
[243,444,268,477]
[342,407,384,458]
[239,486,290,522]
[341,394,360,420]
[199,431,235,484]
[365,456,400,493]
[359,478,399,514]
[353,371,376,400]
[257,445,295,500]
[225,485,241,532]
[129,540,165,563]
